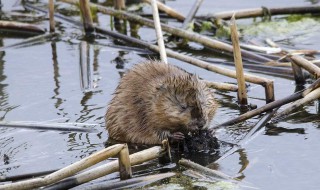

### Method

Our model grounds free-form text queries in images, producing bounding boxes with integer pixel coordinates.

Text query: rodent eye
[180,104,188,111]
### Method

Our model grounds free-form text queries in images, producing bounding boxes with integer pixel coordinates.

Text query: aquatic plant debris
[240,16,320,43]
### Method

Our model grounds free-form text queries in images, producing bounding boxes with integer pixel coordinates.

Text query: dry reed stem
[49,0,55,32]
[230,14,248,106]
[79,0,94,34]
[151,0,167,63]
[179,159,233,180]
[44,146,163,190]
[181,0,203,29]
[0,120,96,132]
[273,87,320,121]
[0,144,125,190]
[79,172,176,189]
[113,0,125,10]
[118,144,132,180]
[0,20,45,34]
[199,5,320,20]
[290,55,320,78]
[142,0,185,21]
[205,81,238,92]
[291,60,305,84]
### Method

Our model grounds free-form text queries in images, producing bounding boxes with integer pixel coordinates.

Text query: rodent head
[152,75,216,133]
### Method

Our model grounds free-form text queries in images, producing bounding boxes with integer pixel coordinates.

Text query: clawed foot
[169,132,185,143]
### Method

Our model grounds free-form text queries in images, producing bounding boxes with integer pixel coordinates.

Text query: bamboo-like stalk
[118,144,132,180]
[179,159,233,180]
[240,44,282,54]
[181,0,203,29]
[79,0,94,34]
[0,144,125,190]
[142,0,185,21]
[197,5,320,20]
[213,78,320,128]
[44,146,164,190]
[0,20,45,34]
[151,0,167,63]
[77,173,176,190]
[0,121,97,133]
[273,87,320,122]
[58,0,272,63]
[24,2,274,102]
[290,55,320,78]
[205,81,238,92]
[49,0,55,32]
[230,14,248,106]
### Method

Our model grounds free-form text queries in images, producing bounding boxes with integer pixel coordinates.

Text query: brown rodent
[105,60,217,144]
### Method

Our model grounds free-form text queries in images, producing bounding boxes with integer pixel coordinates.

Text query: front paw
[168,132,185,143]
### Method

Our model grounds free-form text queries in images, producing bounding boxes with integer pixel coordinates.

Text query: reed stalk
[198,5,320,20]
[151,0,167,63]
[142,0,185,21]
[0,144,125,190]
[79,0,94,34]
[44,146,164,190]
[0,20,45,34]
[230,14,248,106]
[273,87,320,122]
[181,0,203,29]
[290,55,320,78]
[49,0,55,32]
[118,144,132,180]
[179,159,233,180]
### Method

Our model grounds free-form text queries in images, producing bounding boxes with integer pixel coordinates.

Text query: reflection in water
[0,38,17,120]
[111,51,128,77]
[51,42,64,113]
[237,149,249,175]
[79,41,92,92]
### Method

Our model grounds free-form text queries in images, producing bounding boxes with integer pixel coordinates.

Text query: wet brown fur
[105,61,217,144]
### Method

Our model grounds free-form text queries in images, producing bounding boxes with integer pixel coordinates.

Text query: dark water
[0,0,319,189]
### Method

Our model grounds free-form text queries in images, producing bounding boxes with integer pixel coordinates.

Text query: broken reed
[142,0,185,21]
[230,14,248,106]
[0,141,170,190]
[49,0,55,32]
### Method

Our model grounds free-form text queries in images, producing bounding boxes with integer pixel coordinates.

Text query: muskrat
[105,60,217,144]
